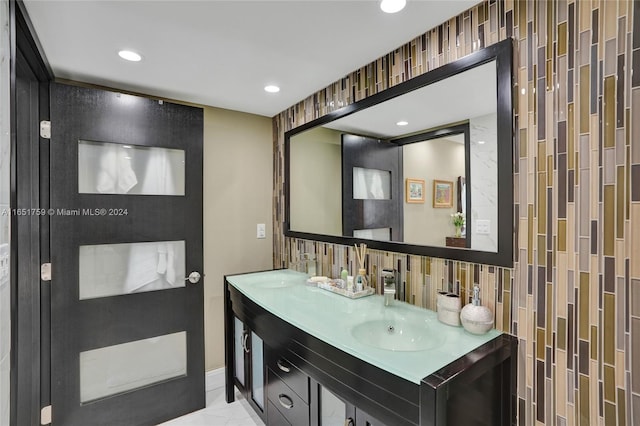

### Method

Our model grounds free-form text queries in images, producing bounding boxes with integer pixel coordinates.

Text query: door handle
[185,271,202,284]
[278,394,293,409]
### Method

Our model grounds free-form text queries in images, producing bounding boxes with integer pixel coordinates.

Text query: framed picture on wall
[405,178,425,203]
[433,180,453,208]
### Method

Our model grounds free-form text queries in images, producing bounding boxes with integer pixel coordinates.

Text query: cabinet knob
[278,394,293,410]
[276,359,291,373]
[344,418,354,426]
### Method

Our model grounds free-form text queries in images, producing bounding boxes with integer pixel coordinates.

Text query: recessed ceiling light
[264,85,280,93]
[380,0,406,14]
[478,140,486,145]
[396,121,409,126]
[118,50,142,62]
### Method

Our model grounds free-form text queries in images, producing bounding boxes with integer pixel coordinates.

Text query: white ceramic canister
[436,291,461,327]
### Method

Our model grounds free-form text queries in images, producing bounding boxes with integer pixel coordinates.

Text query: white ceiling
[23,0,479,117]
[324,60,496,138]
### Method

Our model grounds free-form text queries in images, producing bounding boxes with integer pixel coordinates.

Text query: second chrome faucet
[382,268,398,306]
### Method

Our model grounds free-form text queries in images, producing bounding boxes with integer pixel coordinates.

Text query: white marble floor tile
[158,388,264,426]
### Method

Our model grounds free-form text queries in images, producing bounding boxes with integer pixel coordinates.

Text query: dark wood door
[49,83,204,425]
[341,134,403,241]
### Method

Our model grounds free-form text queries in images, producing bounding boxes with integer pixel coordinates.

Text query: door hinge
[41,263,51,282]
[40,405,52,425]
[40,120,51,139]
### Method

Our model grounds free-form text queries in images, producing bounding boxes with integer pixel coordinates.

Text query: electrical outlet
[476,220,490,235]
[257,223,266,239]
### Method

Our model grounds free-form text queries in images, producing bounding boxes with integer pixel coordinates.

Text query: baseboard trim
[205,367,225,392]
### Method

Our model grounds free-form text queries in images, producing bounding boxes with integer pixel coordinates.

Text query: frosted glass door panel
[320,385,346,426]
[352,167,391,200]
[79,331,186,403]
[234,317,245,385]
[353,228,391,241]
[79,241,185,300]
[78,140,185,195]
[250,332,264,410]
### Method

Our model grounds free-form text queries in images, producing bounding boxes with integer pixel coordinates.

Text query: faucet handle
[381,268,396,284]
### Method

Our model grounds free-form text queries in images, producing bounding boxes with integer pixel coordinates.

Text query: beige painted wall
[290,126,342,236]
[203,107,273,370]
[403,137,465,246]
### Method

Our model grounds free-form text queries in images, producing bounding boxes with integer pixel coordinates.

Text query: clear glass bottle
[341,267,348,281]
[355,268,367,292]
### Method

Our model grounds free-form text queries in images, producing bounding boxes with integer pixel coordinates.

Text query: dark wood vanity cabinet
[225,277,517,426]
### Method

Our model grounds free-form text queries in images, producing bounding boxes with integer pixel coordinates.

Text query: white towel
[369,171,384,199]
[95,145,138,194]
[123,242,182,293]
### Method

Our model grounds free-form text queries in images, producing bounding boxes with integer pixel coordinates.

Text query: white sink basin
[253,280,296,289]
[240,271,300,289]
[351,319,444,352]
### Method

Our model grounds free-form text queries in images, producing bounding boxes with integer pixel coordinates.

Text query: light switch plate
[257,223,266,239]
[476,220,490,235]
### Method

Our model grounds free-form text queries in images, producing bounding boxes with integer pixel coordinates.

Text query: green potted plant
[451,212,465,238]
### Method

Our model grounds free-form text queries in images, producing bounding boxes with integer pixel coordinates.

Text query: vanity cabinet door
[355,408,387,426]
[232,317,266,422]
[233,317,247,387]
[310,380,387,426]
[250,332,265,410]
[311,380,356,426]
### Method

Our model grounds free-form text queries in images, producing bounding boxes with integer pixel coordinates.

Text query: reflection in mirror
[289,61,497,252]
[401,132,466,247]
[457,176,466,233]
[285,39,513,267]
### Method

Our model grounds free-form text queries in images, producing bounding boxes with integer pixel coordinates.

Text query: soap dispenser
[460,285,494,334]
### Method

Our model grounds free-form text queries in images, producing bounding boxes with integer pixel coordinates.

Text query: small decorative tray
[316,281,374,299]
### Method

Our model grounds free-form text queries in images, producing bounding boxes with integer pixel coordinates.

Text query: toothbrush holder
[436,291,461,327]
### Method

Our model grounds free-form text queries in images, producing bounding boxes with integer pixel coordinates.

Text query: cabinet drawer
[267,400,292,426]
[266,347,309,403]
[267,369,309,426]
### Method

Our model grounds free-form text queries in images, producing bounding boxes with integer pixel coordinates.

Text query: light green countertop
[226,269,501,385]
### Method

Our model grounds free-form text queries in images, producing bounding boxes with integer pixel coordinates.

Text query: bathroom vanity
[224,270,516,426]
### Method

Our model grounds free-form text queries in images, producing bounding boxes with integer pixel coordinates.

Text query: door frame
[9,0,53,424]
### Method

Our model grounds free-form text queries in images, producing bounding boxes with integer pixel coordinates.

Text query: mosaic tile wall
[272,1,637,424]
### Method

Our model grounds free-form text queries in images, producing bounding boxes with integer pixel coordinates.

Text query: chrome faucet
[301,253,316,276]
[382,268,397,306]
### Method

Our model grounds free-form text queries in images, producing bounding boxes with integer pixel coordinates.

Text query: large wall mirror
[285,39,513,267]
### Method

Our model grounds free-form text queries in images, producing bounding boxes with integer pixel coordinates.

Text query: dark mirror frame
[284,38,514,268]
